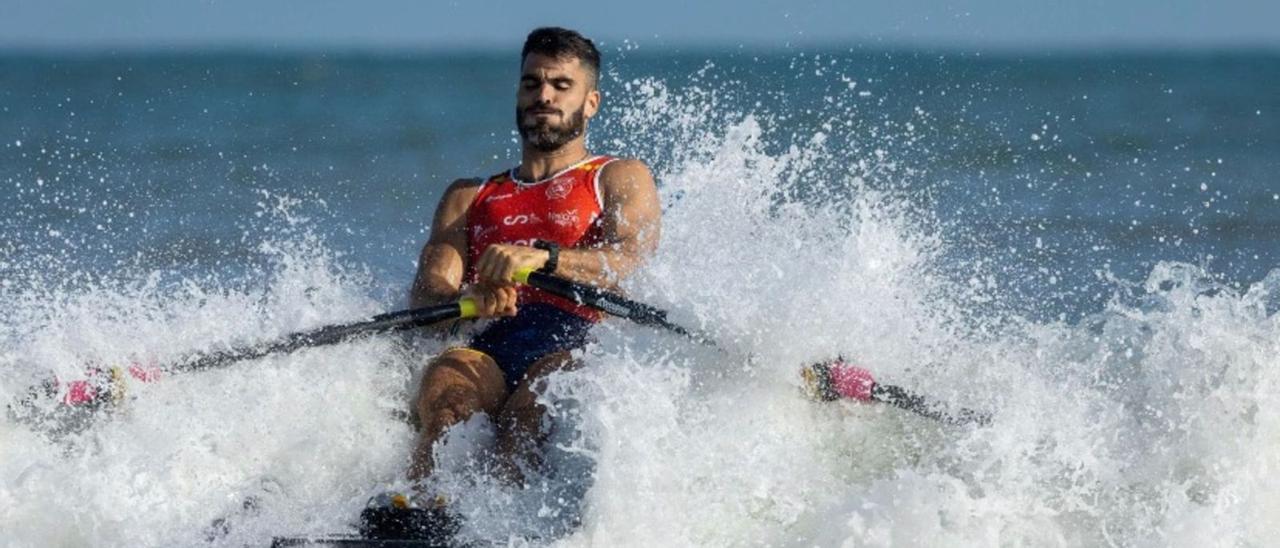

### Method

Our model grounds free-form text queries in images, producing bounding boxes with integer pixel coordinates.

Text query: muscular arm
[557,159,661,288]
[409,178,481,308]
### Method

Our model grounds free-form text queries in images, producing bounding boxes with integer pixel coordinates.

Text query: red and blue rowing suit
[464,155,615,388]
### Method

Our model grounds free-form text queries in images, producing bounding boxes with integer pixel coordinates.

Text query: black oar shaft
[171,302,468,373]
[523,270,711,345]
[520,269,991,426]
[10,300,474,437]
[871,384,991,426]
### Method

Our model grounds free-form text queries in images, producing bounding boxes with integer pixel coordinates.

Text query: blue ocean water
[2,50,1276,318]
[3,48,1280,546]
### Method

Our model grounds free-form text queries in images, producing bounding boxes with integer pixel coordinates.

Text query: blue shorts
[468,303,594,391]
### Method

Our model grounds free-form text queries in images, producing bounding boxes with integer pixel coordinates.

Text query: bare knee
[415,349,507,432]
[420,387,483,432]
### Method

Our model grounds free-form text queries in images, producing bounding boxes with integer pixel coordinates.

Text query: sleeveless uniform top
[466,155,615,321]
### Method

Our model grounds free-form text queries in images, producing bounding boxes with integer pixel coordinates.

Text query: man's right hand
[464,284,518,318]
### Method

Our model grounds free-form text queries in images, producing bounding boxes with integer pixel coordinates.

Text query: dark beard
[516,105,586,152]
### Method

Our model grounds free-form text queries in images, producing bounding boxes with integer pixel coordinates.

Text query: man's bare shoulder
[428,178,486,232]
[601,158,652,177]
[445,177,484,194]
[599,158,655,190]
[438,177,484,206]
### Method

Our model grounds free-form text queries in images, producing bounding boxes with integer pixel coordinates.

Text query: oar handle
[513,267,537,284]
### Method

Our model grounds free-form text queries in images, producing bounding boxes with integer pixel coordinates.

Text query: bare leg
[409,348,508,481]
[493,351,583,485]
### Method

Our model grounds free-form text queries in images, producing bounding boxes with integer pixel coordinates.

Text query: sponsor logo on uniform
[484,192,514,203]
[546,178,573,200]
[549,209,579,227]
[502,213,542,226]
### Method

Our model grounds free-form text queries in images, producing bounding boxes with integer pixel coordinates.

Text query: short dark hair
[521,27,601,87]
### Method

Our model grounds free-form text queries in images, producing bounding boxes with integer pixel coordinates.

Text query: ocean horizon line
[2,40,1278,60]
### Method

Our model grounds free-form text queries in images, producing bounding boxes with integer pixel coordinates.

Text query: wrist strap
[533,240,559,273]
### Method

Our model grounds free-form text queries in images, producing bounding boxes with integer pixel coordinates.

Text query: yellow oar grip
[458,270,530,318]
[458,298,478,319]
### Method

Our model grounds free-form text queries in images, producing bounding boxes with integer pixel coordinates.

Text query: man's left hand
[475,243,552,286]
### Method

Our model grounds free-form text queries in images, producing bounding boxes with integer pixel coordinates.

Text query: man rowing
[359,27,661,540]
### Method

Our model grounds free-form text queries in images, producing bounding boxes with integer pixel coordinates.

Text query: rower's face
[516,53,600,147]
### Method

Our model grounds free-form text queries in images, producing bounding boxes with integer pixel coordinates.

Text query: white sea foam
[2,73,1278,548]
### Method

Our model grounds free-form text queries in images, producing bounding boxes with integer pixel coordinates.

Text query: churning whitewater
[3,62,1279,547]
